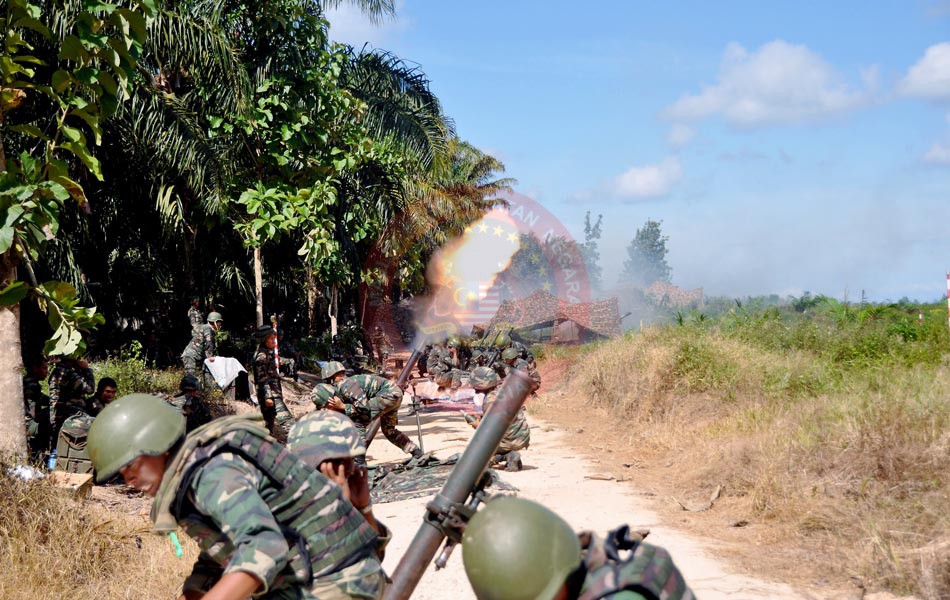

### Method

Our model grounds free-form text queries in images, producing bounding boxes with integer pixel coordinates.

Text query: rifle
[384,369,533,600]
[363,338,425,447]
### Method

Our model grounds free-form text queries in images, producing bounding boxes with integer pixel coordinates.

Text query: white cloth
[203,356,246,389]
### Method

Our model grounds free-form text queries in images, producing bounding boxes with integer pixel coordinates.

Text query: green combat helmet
[287,411,365,469]
[323,360,346,381]
[88,394,186,483]
[207,311,223,323]
[308,383,337,409]
[470,366,500,392]
[501,347,519,361]
[494,332,511,348]
[463,496,581,600]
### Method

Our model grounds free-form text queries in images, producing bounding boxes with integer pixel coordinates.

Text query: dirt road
[368,401,807,600]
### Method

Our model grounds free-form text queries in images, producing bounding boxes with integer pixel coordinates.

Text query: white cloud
[614,157,683,198]
[664,40,870,126]
[900,42,950,101]
[666,124,695,149]
[324,2,409,47]
[923,141,950,164]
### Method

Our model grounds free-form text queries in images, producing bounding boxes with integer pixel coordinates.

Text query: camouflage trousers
[354,409,416,457]
[305,561,387,599]
[182,352,215,389]
[433,368,469,389]
[260,394,295,440]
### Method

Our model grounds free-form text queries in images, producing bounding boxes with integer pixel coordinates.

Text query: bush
[92,341,181,396]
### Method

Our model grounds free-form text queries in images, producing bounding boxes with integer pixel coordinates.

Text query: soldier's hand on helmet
[320,461,349,498]
[327,396,346,412]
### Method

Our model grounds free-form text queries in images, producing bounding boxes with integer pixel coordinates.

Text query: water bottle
[47,449,57,471]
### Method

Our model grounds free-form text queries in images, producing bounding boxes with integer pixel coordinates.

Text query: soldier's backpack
[54,412,96,474]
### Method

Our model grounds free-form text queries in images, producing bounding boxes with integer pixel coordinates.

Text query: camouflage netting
[369,454,517,504]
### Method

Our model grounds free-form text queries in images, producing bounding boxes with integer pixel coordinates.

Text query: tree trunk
[253,247,264,327]
[0,253,26,457]
[305,265,318,336]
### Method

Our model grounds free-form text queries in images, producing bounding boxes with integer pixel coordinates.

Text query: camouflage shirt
[482,389,530,453]
[336,375,402,426]
[253,347,282,401]
[188,306,204,334]
[152,416,384,599]
[182,323,216,360]
[48,362,95,429]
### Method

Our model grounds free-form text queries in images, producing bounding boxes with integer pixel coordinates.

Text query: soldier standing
[187,298,203,334]
[48,356,95,438]
[87,394,387,599]
[180,311,223,385]
[23,354,52,459]
[329,373,423,459]
[462,496,695,600]
[369,326,392,371]
[252,325,295,438]
[465,366,529,471]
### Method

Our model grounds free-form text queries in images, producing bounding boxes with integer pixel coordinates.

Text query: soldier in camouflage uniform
[463,496,695,600]
[85,377,118,416]
[426,339,468,389]
[332,374,423,459]
[181,311,223,384]
[166,374,212,432]
[252,325,295,438]
[288,410,391,558]
[23,354,52,459]
[369,326,392,371]
[88,394,387,599]
[307,382,339,410]
[188,298,203,334]
[48,356,95,439]
[502,347,541,392]
[466,366,529,471]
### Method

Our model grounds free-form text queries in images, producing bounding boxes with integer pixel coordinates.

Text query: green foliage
[1,0,152,355]
[619,219,671,287]
[93,340,179,394]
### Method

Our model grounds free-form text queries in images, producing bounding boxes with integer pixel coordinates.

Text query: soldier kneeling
[465,367,529,472]
[463,496,695,600]
[88,394,387,599]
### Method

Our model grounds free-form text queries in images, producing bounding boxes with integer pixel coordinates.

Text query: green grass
[550,299,950,599]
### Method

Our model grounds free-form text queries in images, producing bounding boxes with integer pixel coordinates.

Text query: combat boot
[504,451,523,472]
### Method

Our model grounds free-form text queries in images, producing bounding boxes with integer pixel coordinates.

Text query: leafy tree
[580,211,603,291]
[0,0,153,454]
[620,219,671,288]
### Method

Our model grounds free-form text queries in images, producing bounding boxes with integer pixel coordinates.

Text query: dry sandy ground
[367,401,810,600]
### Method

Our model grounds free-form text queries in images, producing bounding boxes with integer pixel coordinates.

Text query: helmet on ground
[463,496,581,600]
[494,333,511,348]
[470,366,499,391]
[309,383,337,409]
[207,311,223,323]
[88,394,186,484]
[179,375,200,392]
[323,361,346,380]
[288,411,365,469]
[502,348,519,361]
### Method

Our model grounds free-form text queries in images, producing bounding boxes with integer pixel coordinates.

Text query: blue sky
[327,1,950,301]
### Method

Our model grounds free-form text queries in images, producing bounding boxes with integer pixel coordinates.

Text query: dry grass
[0,472,197,600]
[555,324,950,599]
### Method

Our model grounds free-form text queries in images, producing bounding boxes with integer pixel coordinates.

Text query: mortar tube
[384,369,533,600]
